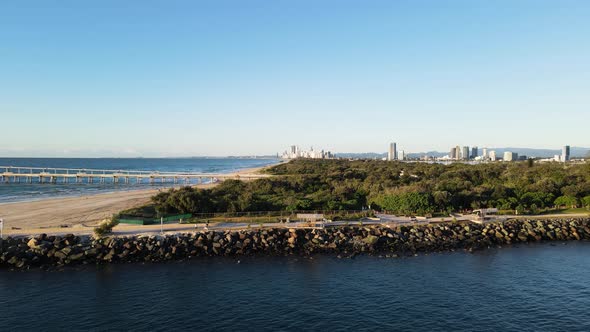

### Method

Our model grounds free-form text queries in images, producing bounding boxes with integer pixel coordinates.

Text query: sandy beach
[0,165,272,232]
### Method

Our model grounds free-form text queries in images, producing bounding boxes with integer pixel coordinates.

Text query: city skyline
[0,143,588,158]
[1,1,589,157]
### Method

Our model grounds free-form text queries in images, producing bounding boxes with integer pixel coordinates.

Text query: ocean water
[1,242,589,331]
[0,158,279,203]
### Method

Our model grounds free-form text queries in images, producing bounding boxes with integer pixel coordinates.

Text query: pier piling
[0,165,269,186]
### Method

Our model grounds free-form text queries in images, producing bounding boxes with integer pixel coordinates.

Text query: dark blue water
[1,242,589,331]
[0,158,279,203]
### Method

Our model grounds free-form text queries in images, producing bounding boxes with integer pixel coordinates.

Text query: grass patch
[186,216,277,224]
[541,208,590,215]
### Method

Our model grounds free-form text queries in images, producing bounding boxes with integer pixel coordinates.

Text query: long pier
[0,166,270,185]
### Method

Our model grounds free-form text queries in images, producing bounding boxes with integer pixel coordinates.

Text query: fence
[118,210,375,225]
[118,214,193,225]
[184,210,374,223]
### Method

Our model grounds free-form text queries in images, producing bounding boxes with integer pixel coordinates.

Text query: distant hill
[335,147,589,159]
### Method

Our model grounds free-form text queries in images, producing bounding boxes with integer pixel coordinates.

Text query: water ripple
[1,242,590,331]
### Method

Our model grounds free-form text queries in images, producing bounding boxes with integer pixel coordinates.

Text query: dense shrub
[130,159,590,217]
[94,217,120,237]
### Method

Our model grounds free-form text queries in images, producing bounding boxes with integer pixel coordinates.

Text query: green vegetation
[123,159,590,218]
[93,217,120,237]
[554,195,579,209]
[378,192,434,216]
[540,208,589,215]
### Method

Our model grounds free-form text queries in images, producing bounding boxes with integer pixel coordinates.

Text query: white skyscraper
[489,150,497,161]
[503,151,518,162]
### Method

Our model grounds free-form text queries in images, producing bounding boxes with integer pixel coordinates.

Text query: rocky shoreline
[1,218,589,270]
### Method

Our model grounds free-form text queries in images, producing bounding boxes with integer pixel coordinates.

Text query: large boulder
[27,238,40,250]
[363,235,379,245]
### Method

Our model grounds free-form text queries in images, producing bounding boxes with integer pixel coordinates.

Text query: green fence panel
[118,219,149,225]
[161,214,192,222]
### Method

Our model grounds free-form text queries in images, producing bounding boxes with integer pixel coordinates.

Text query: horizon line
[0,145,588,159]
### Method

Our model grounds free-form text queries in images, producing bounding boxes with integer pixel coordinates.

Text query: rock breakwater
[1,218,589,269]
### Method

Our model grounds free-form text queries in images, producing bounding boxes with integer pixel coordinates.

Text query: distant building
[489,150,497,161]
[388,142,397,161]
[455,145,461,160]
[462,146,470,160]
[482,148,488,160]
[399,150,405,161]
[503,151,518,162]
[471,146,478,159]
[562,145,570,162]
[450,147,457,160]
[281,145,333,160]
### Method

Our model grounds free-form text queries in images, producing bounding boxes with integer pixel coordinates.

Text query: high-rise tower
[471,146,478,159]
[388,142,397,161]
[450,147,457,160]
[562,145,570,162]
[462,146,470,160]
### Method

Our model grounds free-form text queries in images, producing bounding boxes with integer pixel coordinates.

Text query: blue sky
[1,0,589,157]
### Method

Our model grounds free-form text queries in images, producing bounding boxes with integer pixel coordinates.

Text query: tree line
[127,159,590,217]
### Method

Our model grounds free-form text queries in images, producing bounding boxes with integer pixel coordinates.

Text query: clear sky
[1,0,589,157]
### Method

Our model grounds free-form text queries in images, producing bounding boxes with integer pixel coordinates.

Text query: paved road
[3,212,588,238]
